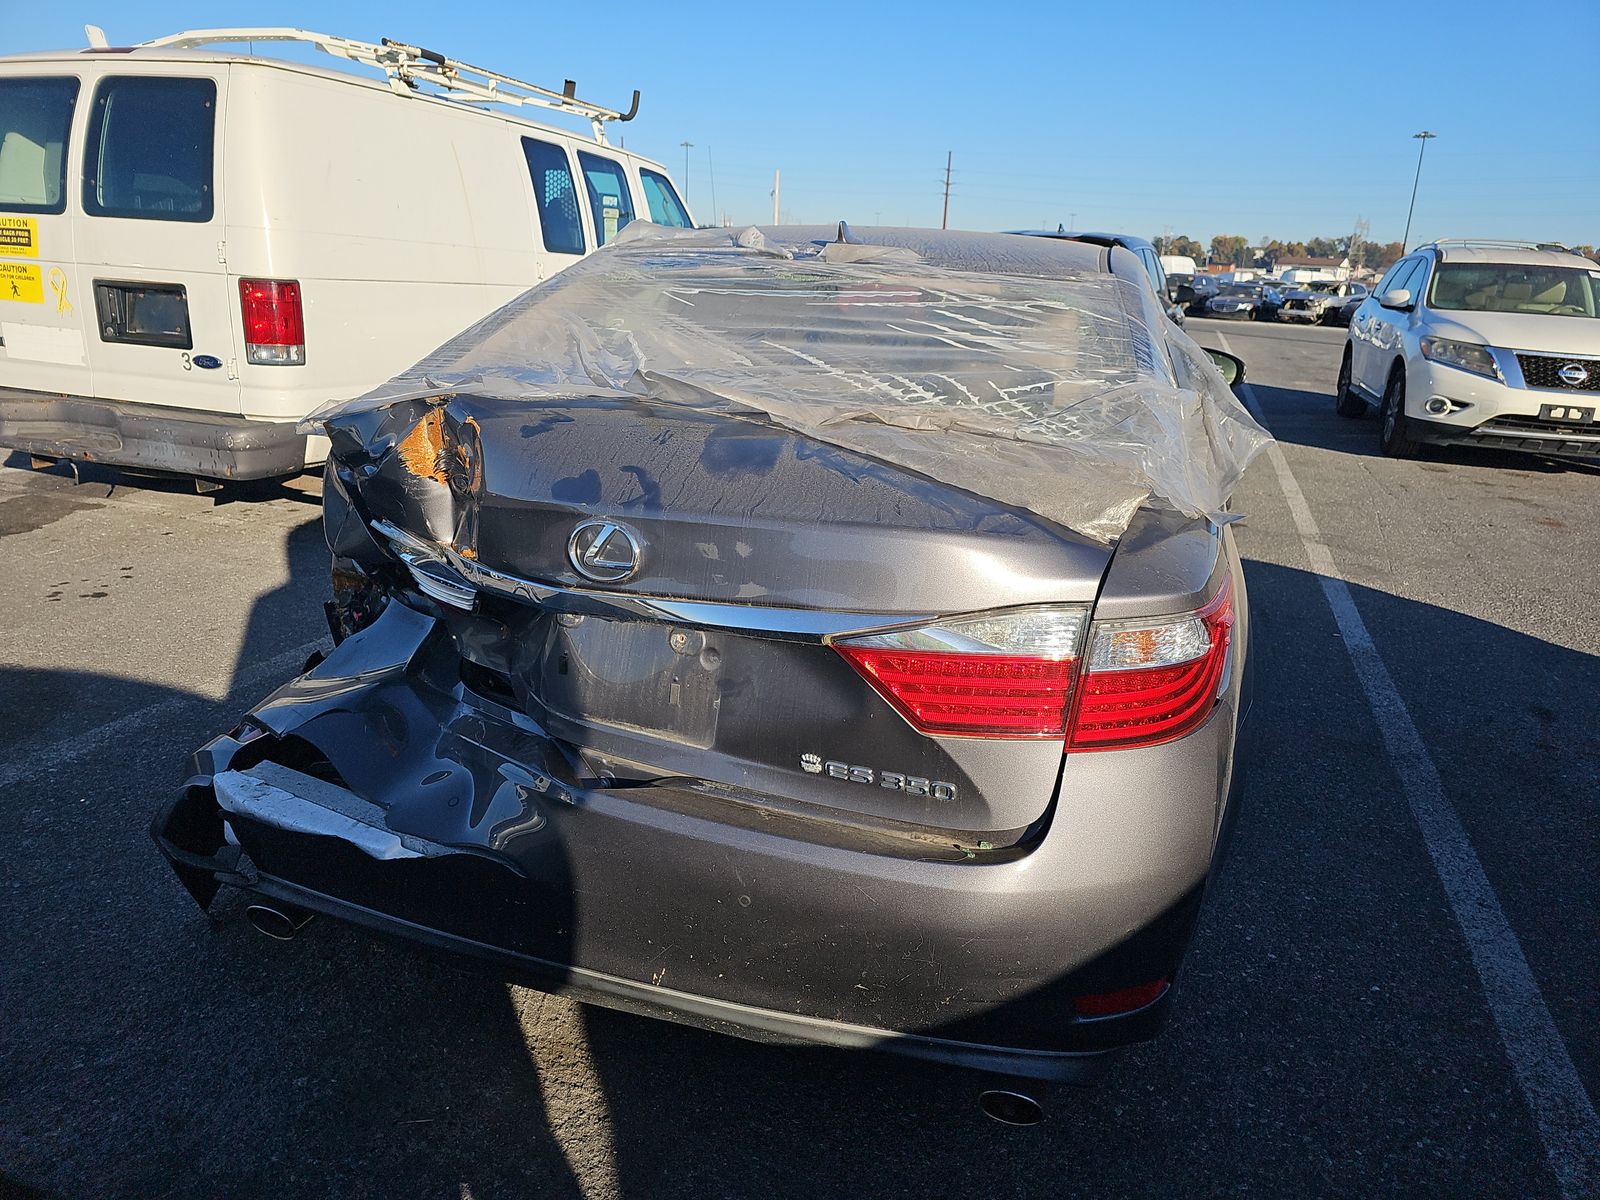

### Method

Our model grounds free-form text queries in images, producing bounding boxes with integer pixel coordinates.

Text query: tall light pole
[1402,131,1436,252]
[680,140,694,201]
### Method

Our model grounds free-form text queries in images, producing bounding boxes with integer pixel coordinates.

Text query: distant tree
[1169,235,1203,260]
[1306,236,1340,259]
[1362,241,1405,270]
[1283,241,1308,258]
[1573,244,1598,262]
[1210,234,1250,266]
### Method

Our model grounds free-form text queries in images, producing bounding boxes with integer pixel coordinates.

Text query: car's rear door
[0,71,97,401]
[72,65,241,416]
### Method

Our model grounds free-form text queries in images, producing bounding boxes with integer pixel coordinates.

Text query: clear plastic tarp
[306,224,1271,543]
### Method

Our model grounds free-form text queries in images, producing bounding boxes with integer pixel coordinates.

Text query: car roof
[0,45,669,168]
[1422,244,1591,268]
[1008,230,1157,253]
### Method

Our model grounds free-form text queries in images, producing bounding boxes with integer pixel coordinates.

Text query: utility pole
[1402,131,1436,252]
[771,169,780,225]
[705,145,717,229]
[680,140,694,201]
[940,151,953,230]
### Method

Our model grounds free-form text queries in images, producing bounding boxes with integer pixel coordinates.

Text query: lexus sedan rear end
[153,226,1264,1084]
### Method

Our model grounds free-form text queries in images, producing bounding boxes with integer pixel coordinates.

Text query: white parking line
[1218,332,1600,1200]
[0,637,326,792]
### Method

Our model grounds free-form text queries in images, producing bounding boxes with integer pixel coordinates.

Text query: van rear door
[72,66,241,417]
[0,73,95,402]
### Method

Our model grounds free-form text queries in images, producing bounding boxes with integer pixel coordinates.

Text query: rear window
[0,77,79,214]
[640,169,691,228]
[521,137,586,256]
[576,152,635,246]
[1428,262,1599,319]
[83,76,216,222]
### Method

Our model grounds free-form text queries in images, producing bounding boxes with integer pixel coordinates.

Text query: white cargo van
[0,28,693,482]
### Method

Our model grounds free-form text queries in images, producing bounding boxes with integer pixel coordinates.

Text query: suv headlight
[1420,336,1500,380]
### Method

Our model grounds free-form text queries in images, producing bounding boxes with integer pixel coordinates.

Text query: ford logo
[192,354,222,370]
[567,519,642,584]
[1557,362,1590,387]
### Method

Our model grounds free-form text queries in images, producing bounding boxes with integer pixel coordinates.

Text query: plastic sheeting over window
[305,224,1271,543]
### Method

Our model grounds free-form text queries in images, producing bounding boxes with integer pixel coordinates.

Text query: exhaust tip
[978,1089,1044,1127]
[244,902,313,941]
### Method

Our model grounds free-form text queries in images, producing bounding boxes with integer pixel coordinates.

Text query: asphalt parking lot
[2,317,1597,1200]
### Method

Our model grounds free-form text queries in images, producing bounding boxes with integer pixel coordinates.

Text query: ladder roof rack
[125,27,640,144]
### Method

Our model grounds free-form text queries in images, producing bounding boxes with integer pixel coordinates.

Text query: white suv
[1335,239,1600,458]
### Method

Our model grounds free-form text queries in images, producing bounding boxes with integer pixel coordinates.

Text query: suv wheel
[1335,347,1365,417]
[1379,366,1420,457]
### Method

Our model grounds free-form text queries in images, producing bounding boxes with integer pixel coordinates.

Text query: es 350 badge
[800,753,957,801]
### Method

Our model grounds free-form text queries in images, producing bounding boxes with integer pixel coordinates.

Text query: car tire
[1335,347,1365,417]
[1379,365,1420,457]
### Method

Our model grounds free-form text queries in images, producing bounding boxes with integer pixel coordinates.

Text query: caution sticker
[0,216,39,258]
[0,261,44,304]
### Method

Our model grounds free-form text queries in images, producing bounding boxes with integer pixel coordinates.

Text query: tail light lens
[239,279,305,365]
[834,606,1089,738]
[1072,978,1170,1017]
[1068,579,1234,751]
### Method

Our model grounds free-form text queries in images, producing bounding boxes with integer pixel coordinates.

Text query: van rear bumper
[0,388,307,481]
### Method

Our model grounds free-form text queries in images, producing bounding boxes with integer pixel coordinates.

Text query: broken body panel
[154,226,1261,1080]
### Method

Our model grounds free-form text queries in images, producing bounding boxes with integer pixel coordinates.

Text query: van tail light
[1067,579,1234,751]
[833,606,1089,738]
[239,279,305,365]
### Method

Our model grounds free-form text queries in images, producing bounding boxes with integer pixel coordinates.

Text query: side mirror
[1378,288,1412,310]
[1203,348,1246,387]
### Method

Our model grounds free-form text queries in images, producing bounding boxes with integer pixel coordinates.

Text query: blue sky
[11,0,1597,247]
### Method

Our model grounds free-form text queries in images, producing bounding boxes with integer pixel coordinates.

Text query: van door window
[521,138,585,255]
[639,169,692,227]
[83,77,216,222]
[576,152,636,246]
[0,77,78,214]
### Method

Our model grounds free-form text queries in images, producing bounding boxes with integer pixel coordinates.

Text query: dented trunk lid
[327,394,1119,836]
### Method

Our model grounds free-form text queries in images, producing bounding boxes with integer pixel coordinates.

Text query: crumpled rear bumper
[153,600,1240,1081]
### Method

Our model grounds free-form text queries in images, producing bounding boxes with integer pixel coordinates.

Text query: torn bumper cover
[153,599,1230,1082]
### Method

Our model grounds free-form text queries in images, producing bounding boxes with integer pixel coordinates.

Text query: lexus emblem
[1557,362,1591,387]
[568,520,642,583]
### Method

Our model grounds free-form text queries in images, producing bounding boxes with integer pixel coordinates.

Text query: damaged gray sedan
[153,225,1269,1087]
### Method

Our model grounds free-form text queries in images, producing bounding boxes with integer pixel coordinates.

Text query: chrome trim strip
[368,519,932,641]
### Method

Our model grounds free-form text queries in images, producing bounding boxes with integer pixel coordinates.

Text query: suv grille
[1516,353,1600,391]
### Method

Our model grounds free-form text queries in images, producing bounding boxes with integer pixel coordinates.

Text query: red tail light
[1068,580,1234,751]
[1072,978,1170,1017]
[238,278,305,366]
[834,606,1089,738]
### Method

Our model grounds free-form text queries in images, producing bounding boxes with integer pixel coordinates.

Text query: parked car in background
[1255,280,1290,321]
[1325,290,1367,328]
[1203,282,1268,320]
[154,226,1266,1091]
[1182,273,1221,315]
[1336,239,1600,458]
[1277,280,1369,324]
[1010,229,1184,326]
[0,28,692,486]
